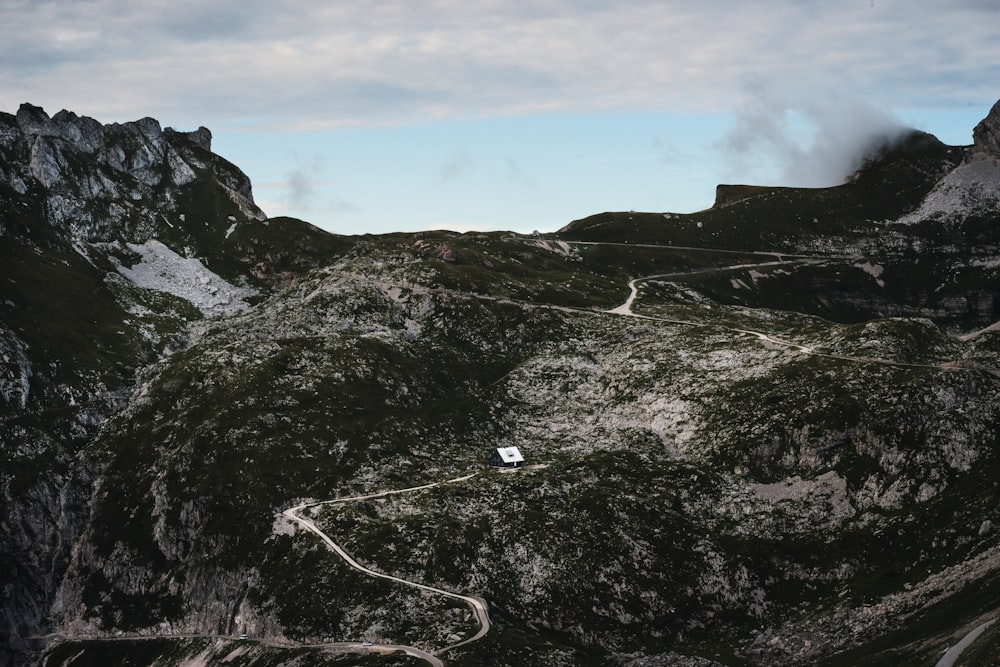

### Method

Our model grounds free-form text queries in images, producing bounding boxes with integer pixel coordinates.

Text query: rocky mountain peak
[15,102,60,137]
[973,98,1000,156]
[6,100,1000,667]
[168,125,212,151]
[0,103,262,242]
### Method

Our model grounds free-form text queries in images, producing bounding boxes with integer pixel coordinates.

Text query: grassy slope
[18,125,1000,665]
[49,214,1000,663]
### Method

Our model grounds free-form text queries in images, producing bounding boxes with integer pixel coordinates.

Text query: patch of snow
[854,262,885,287]
[71,240,97,267]
[894,156,1000,224]
[113,239,255,316]
[532,239,574,257]
[225,223,237,239]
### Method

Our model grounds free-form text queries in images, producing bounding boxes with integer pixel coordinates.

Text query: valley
[2,101,1000,666]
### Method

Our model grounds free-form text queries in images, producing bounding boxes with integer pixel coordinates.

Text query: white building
[490,446,524,468]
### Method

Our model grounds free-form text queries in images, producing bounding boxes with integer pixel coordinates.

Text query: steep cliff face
[0,104,291,666]
[3,101,1000,667]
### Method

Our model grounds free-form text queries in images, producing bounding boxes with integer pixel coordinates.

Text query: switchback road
[281,474,491,665]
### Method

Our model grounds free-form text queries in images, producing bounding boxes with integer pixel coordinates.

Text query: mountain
[2,100,1000,667]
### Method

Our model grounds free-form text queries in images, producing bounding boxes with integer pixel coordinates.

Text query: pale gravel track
[281,473,491,665]
[935,618,996,667]
[37,633,440,665]
[603,263,1000,378]
[326,263,1000,378]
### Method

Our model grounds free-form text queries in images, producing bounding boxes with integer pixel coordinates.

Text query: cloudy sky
[3,0,999,234]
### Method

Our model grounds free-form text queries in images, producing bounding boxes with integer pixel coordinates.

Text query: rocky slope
[2,101,1000,666]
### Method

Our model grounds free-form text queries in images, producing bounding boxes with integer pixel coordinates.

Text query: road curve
[602,268,999,377]
[935,618,996,667]
[281,474,490,664]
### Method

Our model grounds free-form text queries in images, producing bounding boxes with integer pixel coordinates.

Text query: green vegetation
[5,106,1000,666]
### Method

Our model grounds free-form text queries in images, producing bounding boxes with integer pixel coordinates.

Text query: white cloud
[718,80,908,187]
[3,1,1000,131]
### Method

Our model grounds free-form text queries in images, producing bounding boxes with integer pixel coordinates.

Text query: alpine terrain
[2,99,1000,666]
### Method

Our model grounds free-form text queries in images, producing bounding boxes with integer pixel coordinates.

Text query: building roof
[495,446,524,463]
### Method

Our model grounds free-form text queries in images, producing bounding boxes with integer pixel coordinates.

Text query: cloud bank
[2,0,999,130]
[720,83,909,187]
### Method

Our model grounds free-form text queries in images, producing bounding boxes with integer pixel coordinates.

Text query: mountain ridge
[2,101,1000,666]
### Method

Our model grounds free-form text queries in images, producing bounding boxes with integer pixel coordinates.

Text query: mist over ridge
[720,86,912,189]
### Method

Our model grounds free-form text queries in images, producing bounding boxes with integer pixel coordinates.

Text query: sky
[3,0,1000,235]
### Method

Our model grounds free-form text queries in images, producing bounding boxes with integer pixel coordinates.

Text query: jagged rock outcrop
[0,103,263,242]
[973,98,1000,156]
[0,103,280,667]
[167,125,212,152]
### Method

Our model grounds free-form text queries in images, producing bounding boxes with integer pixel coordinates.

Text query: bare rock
[436,244,460,262]
[15,102,57,137]
[184,126,212,151]
[973,98,1000,157]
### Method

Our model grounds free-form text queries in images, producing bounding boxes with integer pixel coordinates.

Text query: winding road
[281,474,491,666]
[601,261,1000,377]
[278,243,998,662]
[606,258,823,316]
[935,618,996,667]
[330,239,1000,379]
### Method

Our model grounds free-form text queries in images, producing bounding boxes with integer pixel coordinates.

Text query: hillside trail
[605,258,823,315]
[559,239,848,260]
[935,618,996,667]
[324,245,1000,379]
[554,239,998,375]
[281,473,490,665]
[605,263,1000,378]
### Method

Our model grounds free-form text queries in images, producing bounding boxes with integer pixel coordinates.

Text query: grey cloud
[440,150,474,183]
[719,82,907,187]
[504,156,539,188]
[157,5,259,43]
[282,153,328,211]
[285,168,315,211]
[275,157,359,221]
[652,136,685,164]
[3,1,1000,129]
